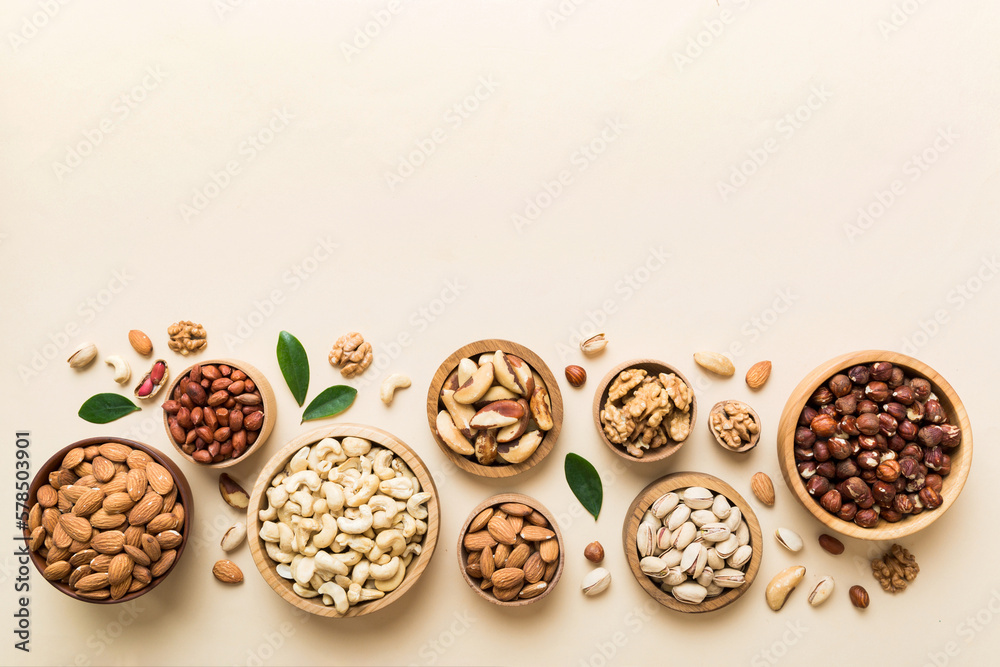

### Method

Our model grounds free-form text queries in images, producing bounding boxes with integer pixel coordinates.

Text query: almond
[124,544,151,567]
[101,472,129,495]
[132,564,152,584]
[463,530,497,552]
[92,457,116,483]
[487,516,517,546]
[693,351,736,377]
[43,560,71,581]
[52,523,72,548]
[41,507,60,533]
[493,543,511,568]
[493,584,520,601]
[746,360,772,389]
[150,549,176,577]
[518,581,548,599]
[108,553,134,586]
[61,448,86,471]
[75,572,110,592]
[77,588,112,600]
[123,524,144,547]
[147,513,177,534]
[126,449,153,470]
[129,330,153,356]
[543,560,558,582]
[145,462,173,495]
[70,549,97,567]
[522,552,545,583]
[498,502,533,517]
[89,555,111,572]
[141,533,161,561]
[155,529,183,550]
[110,576,132,600]
[491,567,525,590]
[61,484,87,504]
[479,546,495,580]
[520,525,555,542]
[126,469,147,502]
[36,485,58,508]
[92,530,125,555]
[505,543,531,570]
[90,509,127,530]
[751,472,775,507]
[98,442,132,463]
[104,492,136,514]
[170,503,185,530]
[68,565,89,587]
[539,538,559,563]
[59,514,92,543]
[28,526,45,551]
[212,559,243,584]
[525,510,548,527]
[71,488,105,517]
[127,578,147,594]
[128,493,163,526]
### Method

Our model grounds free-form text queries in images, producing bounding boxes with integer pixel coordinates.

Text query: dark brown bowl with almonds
[22,437,193,604]
[161,358,276,468]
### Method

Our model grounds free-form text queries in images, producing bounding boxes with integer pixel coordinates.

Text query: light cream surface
[2,1,999,665]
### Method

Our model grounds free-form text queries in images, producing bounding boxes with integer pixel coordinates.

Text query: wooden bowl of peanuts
[247,424,440,617]
[23,437,193,604]
[457,493,565,606]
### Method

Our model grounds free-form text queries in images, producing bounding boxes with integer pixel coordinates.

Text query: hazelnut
[828,438,852,460]
[857,400,879,415]
[813,440,831,462]
[876,460,901,483]
[898,457,921,479]
[794,447,815,462]
[878,413,898,437]
[923,447,945,471]
[837,502,858,521]
[847,365,870,385]
[906,401,925,422]
[835,395,858,416]
[892,493,914,514]
[856,489,875,508]
[797,461,818,479]
[870,362,893,382]
[564,365,587,388]
[835,459,859,479]
[838,415,860,436]
[856,413,880,436]
[899,445,923,462]
[888,367,905,389]
[854,509,879,528]
[799,406,819,426]
[828,374,853,398]
[884,402,907,421]
[871,480,896,506]
[810,386,835,406]
[939,454,952,476]
[820,489,842,513]
[924,400,946,424]
[816,461,837,479]
[888,435,907,452]
[938,424,961,448]
[806,476,833,498]
[924,473,943,494]
[820,404,837,418]
[891,385,915,405]
[910,378,932,401]
[794,426,817,448]
[865,381,890,402]
[856,450,880,470]
[917,425,944,448]
[918,487,943,509]
[858,435,879,450]
[897,420,918,441]
[584,541,604,563]
[880,508,903,523]
[844,477,869,502]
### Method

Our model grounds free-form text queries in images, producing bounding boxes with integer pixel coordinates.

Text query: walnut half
[329,332,373,378]
[871,543,919,593]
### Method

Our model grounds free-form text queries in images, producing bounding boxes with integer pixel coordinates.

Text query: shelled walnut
[167,321,207,356]
[871,543,919,593]
[600,369,692,458]
[329,332,373,378]
[710,401,760,451]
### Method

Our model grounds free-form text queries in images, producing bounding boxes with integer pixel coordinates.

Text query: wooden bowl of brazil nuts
[457,493,564,607]
[248,424,440,617]
[23,437,193,604]
[778,350,973,541]
[426,339,563,478]
[161,359,276,468]
[593,359,697,462]
[623,472,763,613]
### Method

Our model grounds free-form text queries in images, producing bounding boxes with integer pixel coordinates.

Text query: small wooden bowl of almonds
[708,401,761,453]
[426,339,563,478]
[593,359,697,462]
[23,437,193,604]
[457,493,564,606]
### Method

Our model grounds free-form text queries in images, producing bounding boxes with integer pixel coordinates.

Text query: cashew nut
[379,373,412,405]
[347,582,363,605]
[337,505,374,534]
[289,446,310,473]
[347,474,379,508]
[359,587,384,602]
[351,559,370,585]
[283,470,321,493]
[293,556,315,585]
[265,541,293,564]
[406,492,432,520]
[342,437,371,457]
[309,438,345,468]
[369,556,401,581]
[395,513,417,539]
[258,505,277,521]
[278,522,295,553]
[376,529,406,557]
[317,582,349,614]
[372,450,395,481]
[314,550,349,577]
[375,560,406,592]
[322,482,346,514]
[290,490,316,517]
[276,563,293,579]
[369,495,398,529]
[104,355,131,384]
[311,514,339,549]
[266,486,289,509]
[259,521,280,543]
[333,550,363,568]
[293,582,320,598]
[379,477,413,500]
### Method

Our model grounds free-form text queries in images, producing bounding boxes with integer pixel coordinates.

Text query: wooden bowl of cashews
[247,424,440,617]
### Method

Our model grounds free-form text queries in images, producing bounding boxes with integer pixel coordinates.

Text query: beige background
[2,1,999,665]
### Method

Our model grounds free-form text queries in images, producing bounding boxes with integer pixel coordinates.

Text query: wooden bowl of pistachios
[622,471,763,613]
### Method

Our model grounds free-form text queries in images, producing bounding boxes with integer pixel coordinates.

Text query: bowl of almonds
[23,437,192,603]
[426,339,563,478]
[162,359,276,467]
[457,493,564,606]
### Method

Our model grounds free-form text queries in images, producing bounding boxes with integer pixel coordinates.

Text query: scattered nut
[212,559,243,584]
[693,351,735,376]
[219,473,250,509]
[134,360,169,400]
[871,544,919,593]
[68,343,98,369]
[584,541,605,563]
[105,356,131,384]
[709,401,760,451]
[774,528,803,553]
[849,585,870,609]
[750,472,775,506]
[745,361,772,389]
[807,576,835,607]
[564,365,587,388]
[818,534,844,555]
[765,565,805,611]
[582,567,611,596]
[128,330,153,356]
[167,321,207,356]
[600,368,692,458]
[580,333,607,356]
[379,373,412,405]
[220,522,247,552]
[328,332,373,378]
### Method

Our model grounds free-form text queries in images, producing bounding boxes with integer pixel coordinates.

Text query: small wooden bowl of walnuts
[777,350,973,541]
[592,359,697,462]
[708,401,761,453]
[457,493,564,606]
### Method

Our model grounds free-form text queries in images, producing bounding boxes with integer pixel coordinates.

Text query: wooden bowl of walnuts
[777,350,973,541]
[592,359,697,462]
[23,437,193,604]
[426,339,563,478]
[457,493,564,607]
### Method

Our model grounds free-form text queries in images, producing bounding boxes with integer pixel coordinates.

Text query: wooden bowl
[161,358,276,468]
[456,493,564,607]
[778,350,973,541]
[426,339,563,478]
[23,437,193,604]
[247,424,440,617]
[708,400,761,453]
[622,472,763,613]
[593,359,698,462]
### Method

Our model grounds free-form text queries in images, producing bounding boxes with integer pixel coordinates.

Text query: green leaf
[78,393,141,424]
[565,453,603,520]
[302,385,358,423]
[277,330,309,406]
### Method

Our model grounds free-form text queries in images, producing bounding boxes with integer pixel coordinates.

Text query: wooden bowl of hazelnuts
[777,350,973,541]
